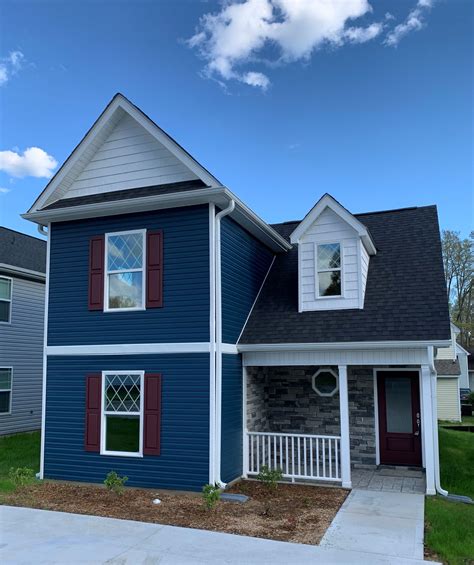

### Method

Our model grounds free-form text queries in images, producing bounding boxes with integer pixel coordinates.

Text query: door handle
[414,412,420,436]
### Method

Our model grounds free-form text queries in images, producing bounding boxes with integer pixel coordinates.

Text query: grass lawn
[0,431,40,494]
[425,420,474,564]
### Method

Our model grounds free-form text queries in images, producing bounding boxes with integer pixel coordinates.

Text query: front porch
[242,363,435,493]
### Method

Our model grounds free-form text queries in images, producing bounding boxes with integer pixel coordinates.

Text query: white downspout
[428,346,448,496]
[214,199,235,487]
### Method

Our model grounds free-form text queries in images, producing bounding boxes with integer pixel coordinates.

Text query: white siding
[457,348,470,388]
[0,276,45,434]
[65,113,198,199]
[436,326,456,360]
[298,207,369,311]
[243,347,429,367]
[361,243,370,301]
[437,377,461,421]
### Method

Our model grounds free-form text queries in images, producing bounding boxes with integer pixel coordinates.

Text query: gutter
[213,199,235,488]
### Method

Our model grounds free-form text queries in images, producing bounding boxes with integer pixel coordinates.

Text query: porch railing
[245,431,342,483]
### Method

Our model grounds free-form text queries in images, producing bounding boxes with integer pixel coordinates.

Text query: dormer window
[316,243,342,298]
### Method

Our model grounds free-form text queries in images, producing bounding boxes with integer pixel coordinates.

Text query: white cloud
[0,147,58,179]
[0,50,25,86]
[188,0,383,89]
[385,0,434,47]
[0,188,11,194]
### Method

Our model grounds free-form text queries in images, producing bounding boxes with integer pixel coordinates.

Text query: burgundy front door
[377,371,422,466]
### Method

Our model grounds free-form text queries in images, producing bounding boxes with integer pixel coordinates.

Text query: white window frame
[312,367,339,397]
[0,367,13,415]
[0,276,13,324]
[104,229,146,313]
[315,241,343,299]
[100,370,144,458]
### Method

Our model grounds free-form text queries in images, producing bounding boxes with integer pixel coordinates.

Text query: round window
[312,368,338,397]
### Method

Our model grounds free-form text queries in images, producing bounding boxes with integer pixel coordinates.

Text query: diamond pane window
[0,368,12,413]
[105,231,145,311]
[0,277,12,323]
[316,243,342,297]
[103,372,142,455]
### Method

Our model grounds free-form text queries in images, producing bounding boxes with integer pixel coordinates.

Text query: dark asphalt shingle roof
[41,179,207,210]
[239,205,451,344]
[434,359,461,376]
[0,227,46,274]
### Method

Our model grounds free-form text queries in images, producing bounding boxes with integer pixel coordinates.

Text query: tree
[441,230,474,348]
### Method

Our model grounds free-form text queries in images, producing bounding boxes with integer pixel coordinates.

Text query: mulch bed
[2,480,347,545]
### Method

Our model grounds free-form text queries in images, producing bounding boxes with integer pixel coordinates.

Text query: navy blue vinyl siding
[221,354,243,483]
[44,354,209,491]
[48,205,209,345]
[221,217,274,344]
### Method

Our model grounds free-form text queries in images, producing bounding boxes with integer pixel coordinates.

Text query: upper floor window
[105,230,146,311]
[316,243,342,298]
[0,277,12,323]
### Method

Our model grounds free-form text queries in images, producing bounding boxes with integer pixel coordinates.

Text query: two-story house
[0,227,46,435]
[24,94,452,495]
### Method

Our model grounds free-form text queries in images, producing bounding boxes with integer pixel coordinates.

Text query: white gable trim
[29,93,220,213]
[289,194,377,255]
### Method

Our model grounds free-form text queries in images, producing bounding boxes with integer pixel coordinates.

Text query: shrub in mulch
[2,480,348,545]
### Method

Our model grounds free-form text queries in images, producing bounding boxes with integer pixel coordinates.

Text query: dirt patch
[2,480,347,545]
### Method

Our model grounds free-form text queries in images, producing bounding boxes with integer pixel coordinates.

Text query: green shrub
[202,483,220,510]
[468,391,474,406]
[9,467,35,489]
[256,465,283,491]
[104,471,128,495]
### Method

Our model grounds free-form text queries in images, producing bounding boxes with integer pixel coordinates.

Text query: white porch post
[421,364,436,495]
[242,365,249,478]
[338,365,352,488]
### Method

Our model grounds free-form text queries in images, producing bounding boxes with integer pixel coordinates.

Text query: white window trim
[314,242,344,300]
[100,370,144,458]
[0,367,13,415]
[104,229,146,313]
[0,276,13,324]
[312,367,339,397]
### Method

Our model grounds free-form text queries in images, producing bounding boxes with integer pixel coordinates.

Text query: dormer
[290,194,377,312]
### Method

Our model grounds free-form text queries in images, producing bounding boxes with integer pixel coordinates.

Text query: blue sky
[0,0,472,239]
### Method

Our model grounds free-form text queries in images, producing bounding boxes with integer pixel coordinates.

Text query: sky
[0,0,472,240]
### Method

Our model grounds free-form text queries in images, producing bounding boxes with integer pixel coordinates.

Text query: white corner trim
[40,222,51,479]
[46,343,211,356]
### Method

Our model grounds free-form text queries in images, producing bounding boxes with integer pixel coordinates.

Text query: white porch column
[338,365,352,488]
[421,364,436,495]
[242,365,249,478]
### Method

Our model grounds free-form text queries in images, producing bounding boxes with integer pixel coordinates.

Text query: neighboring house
[435,323,471,421]
[23,94,452,495]
[0,227,46,435]
[468,350,474,391]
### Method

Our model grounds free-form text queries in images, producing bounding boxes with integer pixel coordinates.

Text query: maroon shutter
[143,373,161,456]
[89,236,105,310]
[146,230,163,308]
[85,373,101,452]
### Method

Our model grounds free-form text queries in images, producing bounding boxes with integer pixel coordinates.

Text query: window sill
[103,307,146,313]
[100,450,143,458]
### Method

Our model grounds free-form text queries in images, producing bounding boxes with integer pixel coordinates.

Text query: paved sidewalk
[351,467,426,494]
[0,505,434,564]
[321,489,426,561]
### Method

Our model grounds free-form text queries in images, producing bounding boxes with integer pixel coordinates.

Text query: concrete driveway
[0,504,434,564]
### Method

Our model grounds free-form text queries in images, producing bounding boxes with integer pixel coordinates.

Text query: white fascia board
[456,342,470,356]
[238,340,452,352]
[29,93,221,213]
[0,263,46,282]
[289,194,377,255]
[23,187,291,253]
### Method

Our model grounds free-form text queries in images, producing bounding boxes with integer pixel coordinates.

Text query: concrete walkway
[0,505,435,564]
[321,489,426,561]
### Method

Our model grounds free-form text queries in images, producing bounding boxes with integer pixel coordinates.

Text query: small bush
[202,483,220,510]
[104,471,128,495]
[468,391,474,406]
[9,467,36,489]
[256,465,283,491]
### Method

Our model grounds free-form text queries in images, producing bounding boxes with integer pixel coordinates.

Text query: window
[312,368,339,397]
[0,368,12,413]
[0,277,12,323]
[316,243,342,297]
[102,371,143,457]
[105,230,145,311]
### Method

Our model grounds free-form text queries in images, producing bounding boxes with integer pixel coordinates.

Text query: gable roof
[239,205,451,345]
[28,93,221,213]
[289,193,377,255]
[0,227,46,277]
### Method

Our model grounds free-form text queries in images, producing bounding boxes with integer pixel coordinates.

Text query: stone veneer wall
[246,366,376,466]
